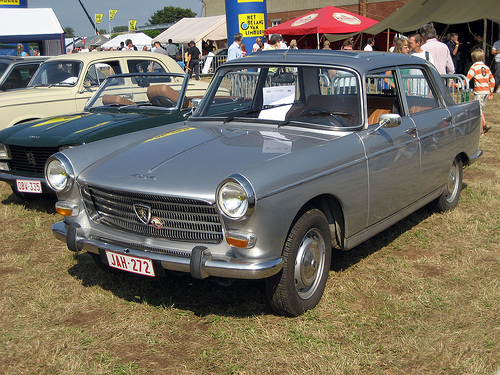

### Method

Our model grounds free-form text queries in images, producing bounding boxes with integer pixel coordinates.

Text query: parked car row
[0,51,196,130]
[0,50,482,316]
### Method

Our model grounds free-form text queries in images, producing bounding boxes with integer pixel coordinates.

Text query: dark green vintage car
[0,72,207,198]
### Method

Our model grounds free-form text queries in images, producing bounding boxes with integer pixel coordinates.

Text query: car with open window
[46,50,482,316]
[0,51,193,130]
[0,55,48,91]
[0,72,207,199]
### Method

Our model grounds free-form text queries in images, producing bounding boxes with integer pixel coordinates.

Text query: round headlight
[45,157,72,192]
[218,181,248,219]
[216,175,256,220]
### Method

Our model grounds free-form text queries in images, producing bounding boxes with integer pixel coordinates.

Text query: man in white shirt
[227,33,243,61]
[420,24,454,74]
[409,34,435,65]
[364,38,375,51]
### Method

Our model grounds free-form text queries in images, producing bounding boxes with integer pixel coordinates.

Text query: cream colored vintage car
[0,51,189,130]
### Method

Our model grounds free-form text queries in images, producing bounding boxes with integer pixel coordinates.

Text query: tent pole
[386,28,390,52]
[483,18,487,56]
[317,33,320,49]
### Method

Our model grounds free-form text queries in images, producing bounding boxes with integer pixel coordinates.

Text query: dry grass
[0,97,499,374]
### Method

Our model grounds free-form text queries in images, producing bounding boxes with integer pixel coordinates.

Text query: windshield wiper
[246,102,294,115]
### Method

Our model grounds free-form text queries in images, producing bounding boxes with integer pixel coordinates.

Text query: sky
[28,0,205,36]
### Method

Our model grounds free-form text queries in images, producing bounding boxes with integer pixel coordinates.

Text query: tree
[149,6,196,25]
[98,28,107,35]
[64,26,75,37]
[143,30,161,39]
[112,25,129,33]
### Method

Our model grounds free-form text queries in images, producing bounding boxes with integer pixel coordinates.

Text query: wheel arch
[290,194,346,251]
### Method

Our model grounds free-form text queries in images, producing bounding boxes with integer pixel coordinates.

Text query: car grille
[8,145,60,174]
[82,185,224,244]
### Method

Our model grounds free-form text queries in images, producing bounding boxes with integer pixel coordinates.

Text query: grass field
[0,96,498,374]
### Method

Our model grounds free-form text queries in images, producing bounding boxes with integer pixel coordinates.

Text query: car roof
[0,56,48,64]
[42,51,171,63]
[224,49,429,72]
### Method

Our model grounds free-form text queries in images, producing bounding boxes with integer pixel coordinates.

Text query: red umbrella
[264,6,378,36]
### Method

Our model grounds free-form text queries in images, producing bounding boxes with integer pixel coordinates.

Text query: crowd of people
[16,23,498,133]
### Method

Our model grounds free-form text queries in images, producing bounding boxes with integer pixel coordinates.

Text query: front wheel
[265,209,332,316]
[433,157,463,212]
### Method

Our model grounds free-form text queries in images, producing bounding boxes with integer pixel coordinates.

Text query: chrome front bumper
[52,221,283,280]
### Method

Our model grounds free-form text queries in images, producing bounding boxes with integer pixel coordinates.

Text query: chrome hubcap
[445,160,459,203]
[294,228,326,299]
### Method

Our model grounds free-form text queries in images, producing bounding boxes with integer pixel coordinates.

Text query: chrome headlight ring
[216,174,256,220]
[45,153,75,193]
[0,143,11,159]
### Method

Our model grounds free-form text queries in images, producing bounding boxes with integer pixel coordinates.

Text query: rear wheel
[265,209,332,316]
[434,157,463,212]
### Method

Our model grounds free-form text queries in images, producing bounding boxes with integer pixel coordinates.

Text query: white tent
[156,15,227,50]
[0,8,64,55]
[0,8,63,42]
[100,33,153,51]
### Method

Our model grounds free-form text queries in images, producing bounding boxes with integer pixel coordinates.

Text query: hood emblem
[133,203,152,224]
[26,151,37,167]
[131,173,156,180]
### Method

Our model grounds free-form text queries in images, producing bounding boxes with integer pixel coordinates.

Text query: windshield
[193,64,361,128]
[29,61,82,86]
[86,74,190,110]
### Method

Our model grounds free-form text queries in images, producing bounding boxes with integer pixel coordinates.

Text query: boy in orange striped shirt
[467,49,495,135]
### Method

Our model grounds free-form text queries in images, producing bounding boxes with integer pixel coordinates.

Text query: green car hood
[0,109,183,148]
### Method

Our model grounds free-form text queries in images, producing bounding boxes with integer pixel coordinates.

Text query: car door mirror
[191,98,202,113]
[368,113,402,135]
[379,113,401,128]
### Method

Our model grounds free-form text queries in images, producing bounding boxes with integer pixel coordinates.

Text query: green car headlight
[0,143,11,159]
[217,174,255,220]
[45,155,74,193]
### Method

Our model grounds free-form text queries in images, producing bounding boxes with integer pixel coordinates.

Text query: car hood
[0,110,175,147]
[0,86,75,107]
[77,122,350,200]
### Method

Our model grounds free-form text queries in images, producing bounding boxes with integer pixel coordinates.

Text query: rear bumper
[52,221,283,280]
[467,149,482,166]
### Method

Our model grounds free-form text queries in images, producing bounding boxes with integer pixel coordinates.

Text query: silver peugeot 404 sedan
[45,50,482,316]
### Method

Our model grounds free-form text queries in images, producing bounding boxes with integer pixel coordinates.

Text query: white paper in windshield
[258,85,295,121]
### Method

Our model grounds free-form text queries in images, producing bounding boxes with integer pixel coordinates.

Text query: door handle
[404,128,417,134]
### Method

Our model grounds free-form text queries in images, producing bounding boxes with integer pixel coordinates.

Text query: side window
[365,70,403,125]
[5,64,39,88]
[85,61,121,87]
[127,59,165,73]
[401,67,440,114]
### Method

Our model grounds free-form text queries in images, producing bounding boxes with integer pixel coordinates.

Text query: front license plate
[105,251,155,277]
[16,179,42,193]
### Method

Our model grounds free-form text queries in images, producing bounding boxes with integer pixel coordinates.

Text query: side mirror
[368,113,402,135]
[379,113,401,128]
[191,98,202,113]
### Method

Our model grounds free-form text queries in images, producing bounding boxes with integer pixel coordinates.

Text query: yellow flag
[109,9,118,20]
[95,13,103,24]
[129,19,137,31]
